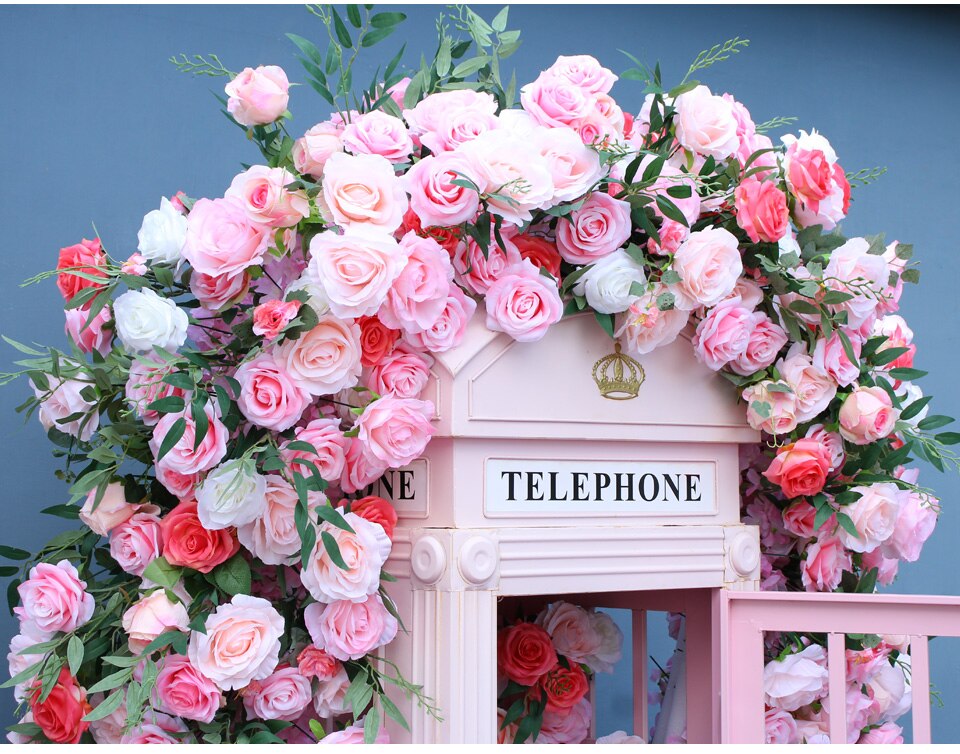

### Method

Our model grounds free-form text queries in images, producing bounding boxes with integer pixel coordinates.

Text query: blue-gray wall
[1,4,958,742]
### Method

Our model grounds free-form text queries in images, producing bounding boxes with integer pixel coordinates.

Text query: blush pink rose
[730,311,788,376]
[225,65,289,126]
[305,594,399,661]
[673,85,739,159]
[888,490,937,562]
[763,644,829,710]
[341,110,412,163]
[297,645,341,681]
[536,125,604,204]
[154,654,222,723]
[404,89,499,153]
[274,315,362,396]
[119,711,189,744]
[536,697,591,744]
[339,436,389,494]
[293,121,344,177]
[735,176,789,243]
[79,482,138,536]
[692,297,754,371]
[16,560,94,634]
[823,238,886,328]
[742,380,799,436]
[183,197,271,278]
[873,315,916,372]
[32,377,99,441]
[378,232,454,334]
[782,500,820,539]
[763,439,832,499]
[64,305,112,355]
[403,284,477,353]
[320,723,390,744]
[253,299,300,340]
[356,394,435,467]
[452,233,520,295]
[863,548,900,587]
[235,353,311,432]
[838,483,901,553]
[188,595,284,691]
[555,191,632,264]
[226,165,309,228]
[669,227,743,310]
[647,217,689,256]
[644,159,702,226]
[237,475,321,566]
[535,602,601,665]
[109,513,162,577]
[812,331,862,388]
[300,512,390,603]
[838,386,899,445]
[243,666,312,721]
[150,404,228,476]
[121,590,189,653]
[545,54,616,94]
[520,71,592,130]
[859,722,904,744]
[156,466,200,499]
[190,269,251,311]
[321,152,408,232]
[125,357,189,427]
[403,151,481,228]
[766,708,801,744]
[778,348,837,423]
[615,288,689,357]
[484,260,563,343]
[280,417,348,482]
[366,345,432,399]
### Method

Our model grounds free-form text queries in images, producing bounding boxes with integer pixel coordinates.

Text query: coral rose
[348,496,398,540]
[538,662,590,714]
[56,238,107,304]
[160,500,240,573]
[497,622,557,686]
[29,669,90,744]
[763,439,832,499]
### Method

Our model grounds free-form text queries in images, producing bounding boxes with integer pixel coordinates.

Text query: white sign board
[361,459,430,518]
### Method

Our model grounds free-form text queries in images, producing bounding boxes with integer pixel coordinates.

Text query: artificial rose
[195,459,268,530]
[777,349,836,424]
[802,534,852,592]
[300,512,391,603]
[730,312,788,376]
[357,315,399,368]
[313,664,352,718]
[237,475,321,566]
[404,89,499,154]
[16,560,94,635]
[536,125,604,204]
[339,436,389,495]
[734,176,789,243]
[56,238,107,303]
[297,645,341,681]
[555,191,632,264]
[538,662,589,714]
[64,304,112,355]
[79,482,138,536]
[403,151,481,228]
[764,438,832,499]
[137,196,188,265]
[274,315,362,396]
[673,84,739,159]
[29,669,90,744]
[859,722,904,745]
[782,500,819,539]
[243,666,313,721]
[497,622,557,686]
[379,232,454,334]
[188,594,285,691]
[109,512,162,577]
[320,723,390,745]
[341,109,413,163]
[355,394,436,467]
[225,65,289,126]
[306,594,398,661]
[280,417,349,482]
[597,730,648,744]
[615,287,689,357]
[183,196,271,277]
[121,590,189,653]
[366,345,432,400]
[669,227,743,310]
[321,151,407,232]
[782,130,850,231]
[154,654,223,724]
[765,708,801,744]
[235,353,310,432]
[119,711,190,744]
[693,297,754,371]
[584,610,624,673]
[403,284,477,353]
[293,120,344,177]
[452,233,520,295]
[822,238,886,328]
[347,496,399,540]
[536,697,591,744]
[536,601,601,665]
[150,403,228,476]
[838,483,901,553]
[160,500,240,573]
[190,269,251,311]
[742,379,799,436]
[225,165,309,228]
[812,330,862,388]
[484,260,563,342]
[113,288,189,353]
[838,386,899,445]
[514,234,563,279]
[762,643,828,711]
[252,299,300,340]
[888,490,937,562]
[873,315,916,371]
[572,248,646,315]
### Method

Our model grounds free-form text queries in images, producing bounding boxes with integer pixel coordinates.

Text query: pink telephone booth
[374,312,960,743]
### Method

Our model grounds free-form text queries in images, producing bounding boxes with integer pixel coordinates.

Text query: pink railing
[721,591,960,744]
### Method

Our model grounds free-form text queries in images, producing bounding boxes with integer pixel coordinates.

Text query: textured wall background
[1,3,958,741]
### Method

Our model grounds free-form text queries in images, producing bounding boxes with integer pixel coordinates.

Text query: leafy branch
[169,53,236,78]
[846,166,888,188]
[681,36,750,83]
[755,115,798,134]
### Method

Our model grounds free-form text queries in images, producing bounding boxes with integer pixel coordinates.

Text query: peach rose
[742,380,799,436]
[16,560,94,635]
[355,394,436,467]
[252,299,300,340]
[313,664,352,717]
[536,125,604,204]
[79,482,138,536]
[838,386,899,445]
[615,287,689,357]
[188,595,284,691]
[190,269,251,311]
[121,590,189,653]
[404,89,499,153]
[64,304,112,355]
[236,475,322,566]
[763,439,832,499]
[32,377,99,441]
[321,152,407,232]
[297,645,341,681]
[225,65,289,126]
[183,197,271,277]
[669,227,743,310]
[300,512,390,603]
[838,483,900,553]
[778,348,837,423]
[235,353,311,432]
[274,315,362,396]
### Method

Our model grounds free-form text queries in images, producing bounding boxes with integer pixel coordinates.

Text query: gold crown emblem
[592,342,645,401]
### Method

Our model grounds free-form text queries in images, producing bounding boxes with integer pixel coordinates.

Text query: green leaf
[361,25,399,48]
[321,530,349,570]
[640,155,665,184]
[66,635,84,676]
[331,7,353,47]
[162,372,195,391]
[315,505,354,533]
[836,512,860,540]
[370,11,406,28]
[84,667,133,695]
[346,4,363,28]
[452,55,490,78]
[871,346,910,367]
[156,417,186,461]
[593,311,615,340]
[191,396,209,452]
[146,395,186,414]
[855,567,879,594]
[141,556,183,589]
[139,629,189,657]
[888,367,927,381]
[0,565,17,577]
[287,33,325,66]
[935,432,960,445]
[82,688,125,722]
[0,545,30,560]
[0,659,43,689]
[379,692,409,731]
[900,395,933,421]
[40,504,80,519]
[918,415,953,431]
[654,195,688,226]
[213,553,252,596]
[309,719,326,740]
[813,504,833,531]
[364,705,382,744]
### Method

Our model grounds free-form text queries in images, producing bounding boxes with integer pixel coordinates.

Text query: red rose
[537,662,589,714]
[56,238,108,304]
[348,495,399,540]
[30,669,91,744]
[497,622,557,687]
[160,500,240,573]
[763,438,832,499]
[358,316,400,368]
[513,234,563,279]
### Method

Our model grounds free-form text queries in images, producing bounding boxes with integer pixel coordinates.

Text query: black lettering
[527,471,544,501]
[686,474,702,502]
[398,470,414,501]
[638,473,659,502]
[548,471,568,502]
[595,472,611,501]
[615,473,635,502]
[663,473,681,502]
[380,472,394,500]
[572,472,588,502]
[502,471,523,502]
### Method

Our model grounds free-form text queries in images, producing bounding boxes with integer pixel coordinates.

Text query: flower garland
[1,4,955,745]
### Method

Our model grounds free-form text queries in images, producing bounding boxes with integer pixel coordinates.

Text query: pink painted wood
[720,591,960,744]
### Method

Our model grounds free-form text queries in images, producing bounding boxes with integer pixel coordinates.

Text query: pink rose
[484,260,563,343]
[536,697,591,744]
[341,110,412,163]
[243,666,312,721]
[536,126,604,204]
[183,197,270,277]
[253,299,300,340]
[783,130,850,230]
[805,424,845,472]
[669,228,743,310]
[190,269,251,311]
[859,722,904,745]
[79,482,138,536]
[339,436,389,494]
[189,595,284,690]
[237,475,321,565]
[742,380,799,435]
[692,297,754,371]
[888,489,937,562]
[812,331,862,388]
[121,590,189,653]
[404,89,499,154]
[520,72,592,130]
[766,708,801,744]
[546,54,616,94]
[403,151,481,228]
[280,417,348,482]
[56,238,107,304]
[109,512,162,577]
[735,177,789,243]
[763,439,832,500]
[763,644,828,710]
[16,560,94,634]
[730,311,788,376]
[452,232,520,295]
[555,191,632,264]
[314,664,352,717]
[225,165,309,228]
[838,483,901,553]
[305,594,398,661]
[156,466,200,499]
[838,386,899,445]
[225,65,289,126]
[274,315,362,396]
[320,722,390,744]
[120,711,190,744]
[862,548,900,586]
[535,602,601,665]
[782,500,819,539]
[873,315,916,372]
[673,85,739,159]
[308,230,405,318]
[154,654,222,723]
[297,645,341,680]
[300,512,390,603]
[293,121,344,177]
[32,378,99,441]
[235,353,311,432]
[125,357,190,428]
[403,284,477,353]
[150,403,228,476]
[356,393,435,467]
[823,238,886,328]
[615,287,689,356]
[321,152,407,232]
[378,232,454,334]
[778,348,837,423]
[647,217,689,256]
[366,345,432,399]
[64,305,112,355]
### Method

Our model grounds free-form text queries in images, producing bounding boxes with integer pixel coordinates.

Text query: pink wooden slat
[827,633,847,744]
[684,589,720,743]
[721,608,766,742]
[633,609,648,740]
[910,636,932,744]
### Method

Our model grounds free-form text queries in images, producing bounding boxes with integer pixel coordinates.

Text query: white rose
[573,249,646,314]
[673,85,739,159]
[838,483,900,554]
[137,197,188,265]
[596,731,646,744]
[763,644,828,711]
[196,459,268,530]
[894,381,927,427]
[114,289,189,353]
[285,268,331,317]
[584,610,624,673]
